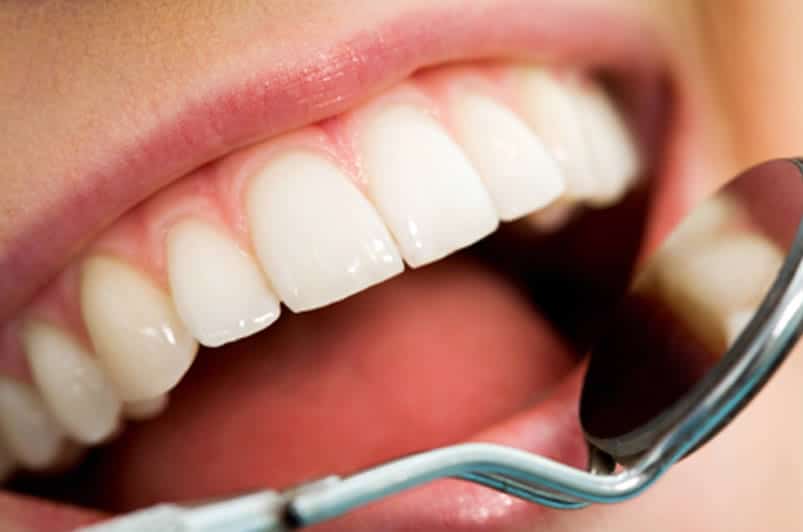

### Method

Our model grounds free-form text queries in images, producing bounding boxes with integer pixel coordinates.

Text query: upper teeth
[0,63,642,472]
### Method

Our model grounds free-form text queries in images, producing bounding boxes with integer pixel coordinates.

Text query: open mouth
[0,4,691,531]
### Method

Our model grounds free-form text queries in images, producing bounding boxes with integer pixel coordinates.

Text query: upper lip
[0,1,666,323]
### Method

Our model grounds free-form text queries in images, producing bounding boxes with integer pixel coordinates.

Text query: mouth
[0,3,693,531]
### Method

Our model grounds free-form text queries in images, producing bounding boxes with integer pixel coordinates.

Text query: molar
[357,103,498,267]
[80,256,198,401]
[652,232,783,352]
[247,151,404,312]
[166,219,281,347]
[448,89,565,221]
[22,320,121,444]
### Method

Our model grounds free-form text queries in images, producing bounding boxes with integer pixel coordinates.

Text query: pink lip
[0,0,665,323]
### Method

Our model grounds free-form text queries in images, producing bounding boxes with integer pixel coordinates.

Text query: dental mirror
[580,158,803,464]
[80,160,803,531]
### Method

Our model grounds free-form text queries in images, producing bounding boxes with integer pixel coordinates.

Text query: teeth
[661,195,743,257]
[359,104,498,267]
[167,220,281,346]
[515,68,597,200]
[653,232,783,351]
[0,377,64,469]
[22,321,121,444]
[526,199,579,233]
[81,256,198,401]
[248,152,404,312]
[450,91,565,221]
[725,308,756,347]
[123,394,169,420]
[574,83,640,206]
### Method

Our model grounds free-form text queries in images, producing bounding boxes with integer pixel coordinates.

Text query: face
[1,1,802,531]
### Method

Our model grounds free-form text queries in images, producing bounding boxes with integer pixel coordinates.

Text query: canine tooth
[22,321,121,444]
[124,394,169,420]
[450,91,565,221]
[515,68,596,200]
[0,378,64,469]
[81,256,198,401]
[575,83,640,206]
[654,232,783,351]
[248,152,404,312]
[359,105,498,267]
[167,220,281,346]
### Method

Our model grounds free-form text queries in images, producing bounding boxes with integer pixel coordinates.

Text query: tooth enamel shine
[167,220,281,347]
[81,256,198,401]
[359,104,498,267]
[450,91,565,221]
[248,152,404,312]
[23,321,121,444]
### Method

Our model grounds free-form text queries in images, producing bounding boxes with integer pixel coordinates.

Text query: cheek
[697,0,803,168]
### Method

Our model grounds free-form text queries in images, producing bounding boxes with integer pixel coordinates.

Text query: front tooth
[359,104,498,267]
[248,152,404,312]
[0,378,64,469]
[654,232,783,351]
[167,220,281,347]
[449,91,565,221]
[81,256,198,401]
[22,321,121,444]
[515,68,596,200]
[575,83,640,206]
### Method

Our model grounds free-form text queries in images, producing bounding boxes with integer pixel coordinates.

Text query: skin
[1,1,803,531]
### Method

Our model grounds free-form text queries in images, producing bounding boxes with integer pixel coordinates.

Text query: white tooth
[22,321,121,444]
[0,378,64,469]
[359,105,498,267]
[515,68,596,200]
[124,394,169,420]
[81,256,198,401]
[661,195,743,257]
[575,83,640,207]
[726,308,755,347]
[450,91,565,221]
[655,233,783,351]
[248,152,404,312]
[167,220,281,347]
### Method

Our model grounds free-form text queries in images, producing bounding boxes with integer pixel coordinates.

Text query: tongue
[81,254,579,511]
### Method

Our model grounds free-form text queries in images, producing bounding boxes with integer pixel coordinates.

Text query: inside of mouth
[7,184,651,514]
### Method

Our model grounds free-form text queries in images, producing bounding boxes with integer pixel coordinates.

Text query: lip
[0,0,667,324]
[0,2,692,531]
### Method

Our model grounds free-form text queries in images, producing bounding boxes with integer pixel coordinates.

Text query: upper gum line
[0,61,644,471]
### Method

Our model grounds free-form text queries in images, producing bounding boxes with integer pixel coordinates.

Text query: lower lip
[324,368,588,532]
